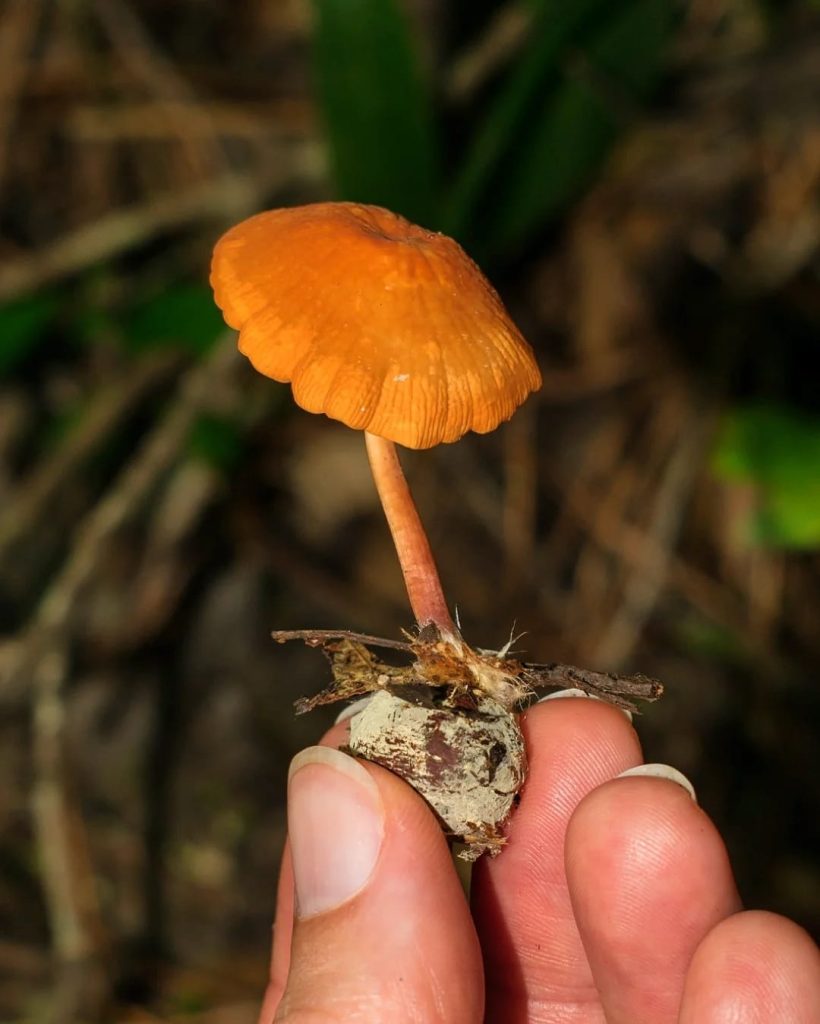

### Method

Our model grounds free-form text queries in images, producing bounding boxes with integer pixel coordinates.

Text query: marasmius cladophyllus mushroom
[210,202,541,645]
[211,202,545,856]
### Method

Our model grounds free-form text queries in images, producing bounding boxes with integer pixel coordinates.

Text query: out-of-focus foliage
[713,404,820,548]
[125,284,226,356]
[445,0,677,256]
[0,293,59,372]
[188,413,243,471]
[0,281,224,376]
[310,0,439,224]
[310,0,678,257]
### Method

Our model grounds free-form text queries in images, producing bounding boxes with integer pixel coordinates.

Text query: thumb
[271,746,483,1024]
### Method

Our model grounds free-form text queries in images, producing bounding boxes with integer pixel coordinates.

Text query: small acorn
[348,689,526,861]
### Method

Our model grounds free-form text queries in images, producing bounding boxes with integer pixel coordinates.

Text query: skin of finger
[259,844,294,1023]
[472,698,644,1023]
[678,910,820,1023]
[260,720,350,1023]
[274,760,484,1024]
[565,776,742,1024]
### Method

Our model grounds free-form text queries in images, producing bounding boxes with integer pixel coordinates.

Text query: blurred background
[1,0,819,1019]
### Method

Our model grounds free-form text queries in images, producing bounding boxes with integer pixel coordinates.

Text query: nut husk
[348,688,526,860]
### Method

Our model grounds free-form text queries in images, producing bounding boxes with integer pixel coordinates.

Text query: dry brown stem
[0,156,320,302]
[92,0,228,179]
[592,405,713,667]
[3,339,244,1018]
[444,3,533,104]
[0,351,182,569]
[3,337,242,699]
[0,0,42,191]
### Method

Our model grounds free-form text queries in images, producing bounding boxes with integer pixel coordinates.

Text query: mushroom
[210,203,662,857]
[210,202,542,857]
[210,202,541,646]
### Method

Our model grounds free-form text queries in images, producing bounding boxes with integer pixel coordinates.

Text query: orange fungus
[210,202,541,449]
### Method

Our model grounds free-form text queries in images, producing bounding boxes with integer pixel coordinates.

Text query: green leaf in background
[712,404,820,548]
[309,0,439,225]
[0,292,59,374]
[676,615,749,668]
[188,414,242,471]
[447,0,676,258]
[443,0,612,243]
[481,78,614,257]
[125,284,225,356]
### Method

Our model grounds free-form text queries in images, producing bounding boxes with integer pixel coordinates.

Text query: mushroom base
[277,626,662,857]
[347,688,526,860]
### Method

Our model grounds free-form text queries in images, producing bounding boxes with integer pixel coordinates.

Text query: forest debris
[276,628,663,716]
[1,341,248,1019]
[0,351,182,570]
[278,627,661,857]
[0,159,321,303]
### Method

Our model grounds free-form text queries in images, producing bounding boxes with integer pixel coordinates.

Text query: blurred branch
[67,100,310,142]
[0,391,30,496]
[502,402,538,591]
[263,536,407,629]
[0,350,182,570]
[3,337,241,701]
[31,647,111,1024]
[444,3,532,103]
[92,0,228,177]
[3,338,242,1019]
[591,405,712,667]
[0,151,320,302]
[0,0,43,191]
[544,445,787,674]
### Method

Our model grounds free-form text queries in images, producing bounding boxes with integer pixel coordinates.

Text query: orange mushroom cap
[210,202,541,449]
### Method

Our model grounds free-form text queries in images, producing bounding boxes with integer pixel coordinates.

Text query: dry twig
[591,405,713,667]
[0,0,43,191]
[3,339,243,1019]
[444,3,533,103]
[0,153,320,302]
[92,0,228,178]
[0,351,182,569]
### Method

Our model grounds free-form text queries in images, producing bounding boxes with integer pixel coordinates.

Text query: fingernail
[616,763,697,802]
[538,687,633,722]
[334,696,373,724]
[287,747,384,918]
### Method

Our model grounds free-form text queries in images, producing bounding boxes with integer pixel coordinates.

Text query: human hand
[261,691,820,1023]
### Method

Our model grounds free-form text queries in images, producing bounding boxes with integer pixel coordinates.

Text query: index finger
[471,694,643,1022]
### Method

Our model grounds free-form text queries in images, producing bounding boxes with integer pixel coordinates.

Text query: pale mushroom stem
[364,431,460,643]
